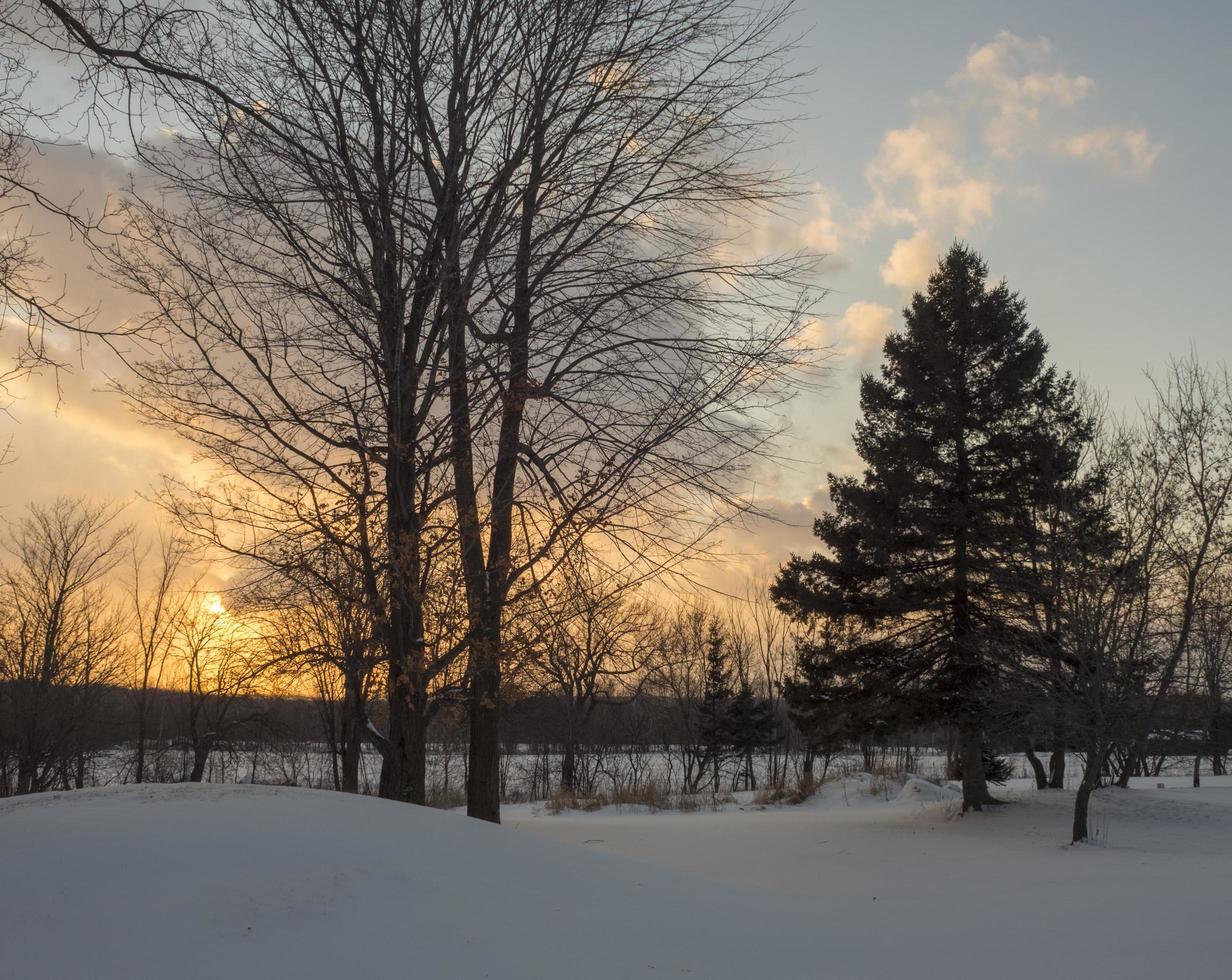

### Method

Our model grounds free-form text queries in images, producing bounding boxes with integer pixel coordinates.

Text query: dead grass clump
[427,784,467,810]
[543,790,606,814]
[752,774,820,807]
[607,782,669,810]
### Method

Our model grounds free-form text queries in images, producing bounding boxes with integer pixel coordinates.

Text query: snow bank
[894,776,961,805]
[5,780,1232,979]
[0,784,820,980]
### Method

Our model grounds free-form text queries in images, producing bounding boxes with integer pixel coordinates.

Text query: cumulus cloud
[1054,126,1164,177]
[852,29,1162,310]
[714,179,847,273]
[799,301,897,366]
[838,301,895,359]
[880,229,940,293]
[798,183,842,254]
[949,31,1096,158]
[865,121,998,234]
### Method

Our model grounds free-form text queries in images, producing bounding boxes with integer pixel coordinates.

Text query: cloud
[1054,127,1164,178]
[949,32,1096,158]
[880,229,940,293]
[839,301,895,359]
[798,300,896,366]
[851,29,1161,310]
[865,121,998,235]
[798,183,842,254]
[714,179,848,272]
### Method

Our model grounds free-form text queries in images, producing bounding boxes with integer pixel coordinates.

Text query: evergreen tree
[783,616,896,781]
[773,243,1087,811]
[698,624,734,794]
[726,682,780,790]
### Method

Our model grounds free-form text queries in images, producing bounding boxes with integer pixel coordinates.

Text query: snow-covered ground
[3,776,1230,978]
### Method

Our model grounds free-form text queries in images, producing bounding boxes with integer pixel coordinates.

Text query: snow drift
[5,779,1232,979]
[1,784,819,979]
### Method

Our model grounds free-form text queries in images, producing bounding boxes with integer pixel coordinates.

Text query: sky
[2,0,1231,596]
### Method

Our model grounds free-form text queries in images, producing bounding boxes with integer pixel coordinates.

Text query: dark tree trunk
[380,644,427,805]
[1048,728,1066,788]
[1072,738,1108,843]
[16,755,35,795]
[958,722,999,812]
[1072,773,1096,843]
[1023,739,1048,790]
[134,690,149,785]
[189,739,210,783]
[1114,741,1138,788]
[381,410,429,805]
[1193,753,1201,788]
[1209,703,1224,776]
[561,740,577,794]
[466,618,502,823]
[341,671,364,794]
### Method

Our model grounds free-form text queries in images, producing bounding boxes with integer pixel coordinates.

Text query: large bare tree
[30,0,818,823]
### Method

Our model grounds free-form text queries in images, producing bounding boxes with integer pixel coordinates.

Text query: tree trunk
[1209,704,1224,776]
[1048,728,1066,789]
[1023,739,1048,790]
[134,691,148,785]
[958,722,998,812]
[1113,740,1138,788]
[16,757,33,796]
[1073,738,1108,843]
[1193,752,1201,788]
[466,618,502,823]
[1072,772,1096,843]
[380,572,428,804]
[189,740,210,783]
[561,740,577,794]
[341,672,363,794]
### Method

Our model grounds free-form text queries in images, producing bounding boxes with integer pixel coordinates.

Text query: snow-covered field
[3,776,1230,978]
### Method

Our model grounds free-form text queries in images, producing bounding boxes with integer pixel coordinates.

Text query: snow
[4,778,1231,978]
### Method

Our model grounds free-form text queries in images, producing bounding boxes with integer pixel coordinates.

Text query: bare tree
[0,497,128,794]
[257,546,384,794]
[1113,357,1232,785]
[29,0,464,804]
[647,605,723,794]
[1045,426,1161,842]
[527,557,653,794]
[725,579,794,786]
[128,529,191,783]
[31,0,819,823]
[417,0,815,821]
[174,595,263,783]
[1191,572,1232,779]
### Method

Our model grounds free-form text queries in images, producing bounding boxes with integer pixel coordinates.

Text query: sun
[203,594,227,617]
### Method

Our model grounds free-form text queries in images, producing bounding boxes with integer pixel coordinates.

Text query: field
[4,774,1229,978]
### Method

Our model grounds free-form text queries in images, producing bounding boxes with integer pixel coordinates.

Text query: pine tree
[782,616,900,781]
[773,243,1087,812]
[698,624,734,794]
[726,683,780,790]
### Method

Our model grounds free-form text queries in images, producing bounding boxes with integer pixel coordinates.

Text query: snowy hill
[4,779,1232,978]
[2,783,821,979]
